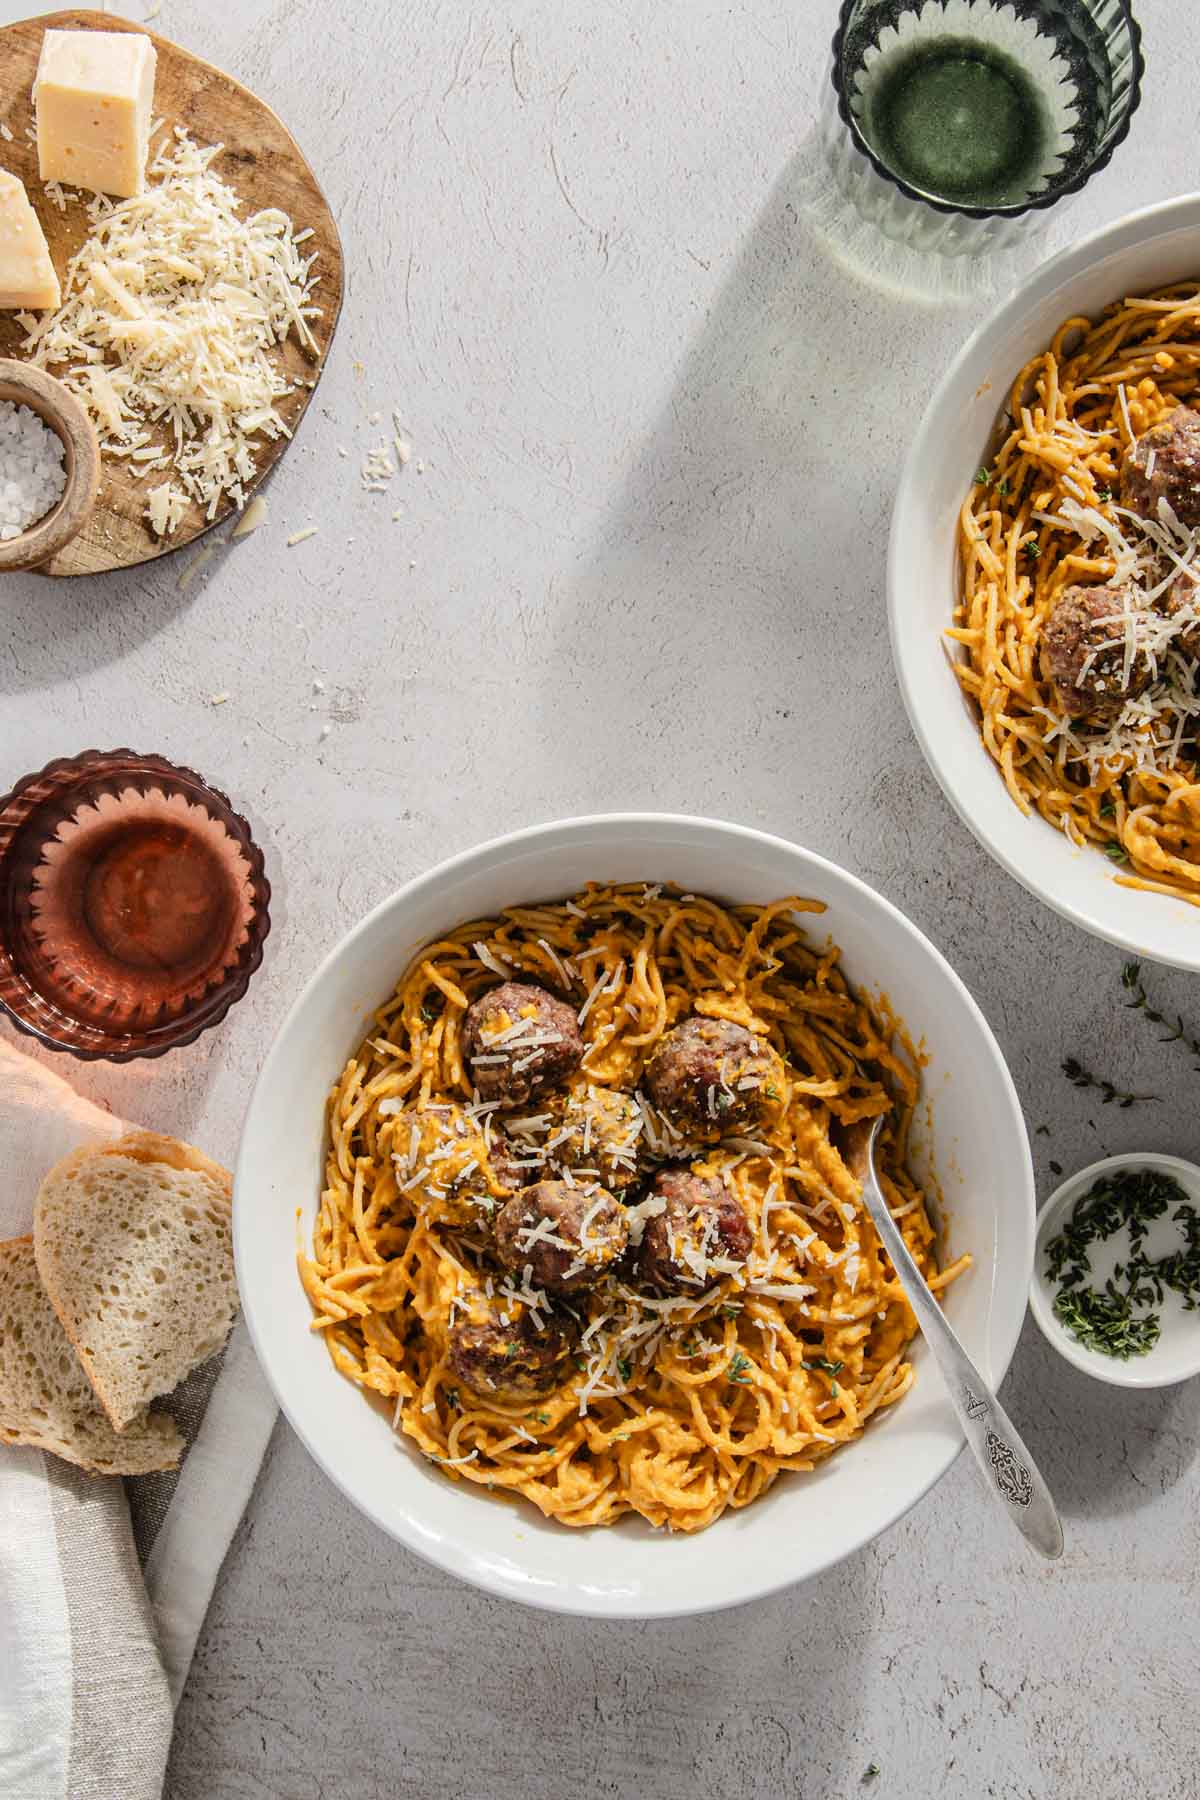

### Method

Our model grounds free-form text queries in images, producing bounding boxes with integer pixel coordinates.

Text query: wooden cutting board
[0,9,344,576]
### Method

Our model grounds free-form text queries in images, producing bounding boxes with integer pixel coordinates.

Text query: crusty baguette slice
[34,1131,237,1433]
[0,1236,181,1474]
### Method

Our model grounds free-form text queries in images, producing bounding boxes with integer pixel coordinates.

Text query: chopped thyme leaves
[1044,1167,1200,1358]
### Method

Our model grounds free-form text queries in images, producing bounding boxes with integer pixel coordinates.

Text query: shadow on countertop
[1001,1315,1199,1521]
[0,526,238,698]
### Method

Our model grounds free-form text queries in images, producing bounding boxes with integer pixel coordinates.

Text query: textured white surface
[0,1,1197,1795]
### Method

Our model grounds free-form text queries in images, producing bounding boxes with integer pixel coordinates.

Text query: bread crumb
[286,526,318,546]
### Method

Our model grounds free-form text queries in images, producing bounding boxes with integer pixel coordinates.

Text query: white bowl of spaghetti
[235,815,1032,1616]
[891,194,1200,969]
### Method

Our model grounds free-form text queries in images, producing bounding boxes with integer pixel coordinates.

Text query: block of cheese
[0,171,60,309]
[35,29,157,200]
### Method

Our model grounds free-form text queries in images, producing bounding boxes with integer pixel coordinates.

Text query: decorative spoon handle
[855,1122,1064,1561]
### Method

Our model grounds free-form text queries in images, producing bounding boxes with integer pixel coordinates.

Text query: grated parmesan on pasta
[21,128,321,535]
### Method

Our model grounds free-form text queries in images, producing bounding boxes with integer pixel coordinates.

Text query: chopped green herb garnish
[528,1410,550,1425]
[727,1351,752,1385]
[1021,535,1041,559]
[974,465,990,485]
[864,1766,881,1783]
[1045,1167,1200,1358]
[1096,486,1112,502]
[996,476,1010,496]
[1104,841,1128,863]
[616,1356,632,1383]
[1053,1285,1161,1358]
[802,1356,844,1378]
[764,1083,780,1100]
[720,1303,743,1319]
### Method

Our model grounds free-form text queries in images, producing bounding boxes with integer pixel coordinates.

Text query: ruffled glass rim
[830,0,1144,220]
[0,748,272,1061]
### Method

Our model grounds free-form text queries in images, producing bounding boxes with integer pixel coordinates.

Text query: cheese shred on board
[21,128,320,534]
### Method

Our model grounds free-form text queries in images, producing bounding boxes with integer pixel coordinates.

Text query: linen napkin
[0,1035,277,1800]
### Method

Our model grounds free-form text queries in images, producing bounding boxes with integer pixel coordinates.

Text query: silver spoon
[845,1117,1063,1561]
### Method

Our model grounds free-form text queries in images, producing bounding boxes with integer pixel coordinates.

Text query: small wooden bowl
[0,360,99,572]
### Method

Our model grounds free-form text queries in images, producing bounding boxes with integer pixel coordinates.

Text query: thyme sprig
[1122,961,1200,1068]
[1060,1055,1156,1109]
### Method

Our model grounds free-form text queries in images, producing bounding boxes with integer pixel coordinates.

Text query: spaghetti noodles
[300,884,966,1533]
[952,283,1200,905]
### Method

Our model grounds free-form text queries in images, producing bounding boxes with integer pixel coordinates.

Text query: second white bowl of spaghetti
[891,194,1200,970]
[235,814,1032,1616]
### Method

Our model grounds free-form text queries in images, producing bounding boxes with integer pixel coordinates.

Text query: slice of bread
[34,1130,237,1433]
[0,1236,182,1474]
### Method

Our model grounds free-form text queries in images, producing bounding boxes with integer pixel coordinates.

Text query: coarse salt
[0,401,66,539]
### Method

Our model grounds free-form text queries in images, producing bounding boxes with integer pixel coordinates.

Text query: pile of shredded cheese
[19,128,320,535]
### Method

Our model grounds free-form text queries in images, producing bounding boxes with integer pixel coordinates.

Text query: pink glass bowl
[0,750,271,1061]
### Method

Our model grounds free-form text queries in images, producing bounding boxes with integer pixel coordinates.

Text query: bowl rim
[1029,1151,1200,1389]
[888,192,1200,971]
[0,360,100,571]
[234,810,1036,1616]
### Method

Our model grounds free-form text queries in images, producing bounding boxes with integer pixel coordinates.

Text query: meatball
[637,1167,753,1295]
[1039,584,1151,720]
[1162,569,1200,663]
[1121,406,1200,529]
[447,1289,577,1401]
[389,1105,487,1227]
[462,981,583,1106]
[553,1085,647,1192]
[494,1179,628,1293]
[389,1105,521,1228]
[645,1016,783,1136]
